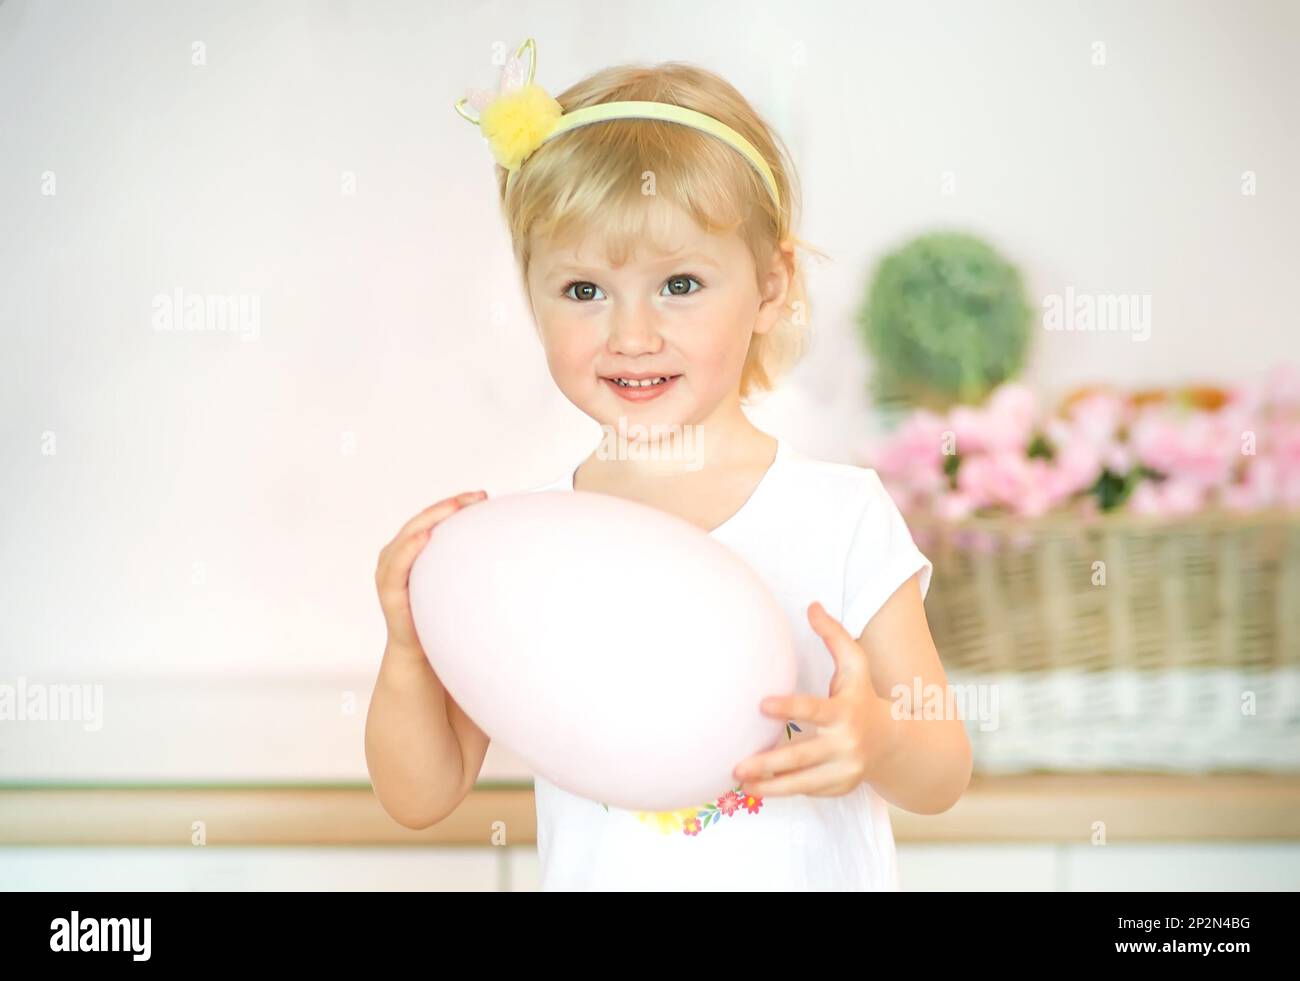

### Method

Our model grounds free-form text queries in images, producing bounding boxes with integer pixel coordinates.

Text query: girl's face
[526,201,790,433]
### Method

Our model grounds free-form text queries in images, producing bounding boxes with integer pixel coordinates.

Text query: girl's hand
[731,601,899,798]
[375,490,488,660]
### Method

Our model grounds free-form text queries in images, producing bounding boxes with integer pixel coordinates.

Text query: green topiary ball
[858,231,1032,412]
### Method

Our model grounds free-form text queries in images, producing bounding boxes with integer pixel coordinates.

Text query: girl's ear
[753,240,795,336]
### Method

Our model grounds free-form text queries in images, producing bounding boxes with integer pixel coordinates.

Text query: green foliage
[858,232,1032,412]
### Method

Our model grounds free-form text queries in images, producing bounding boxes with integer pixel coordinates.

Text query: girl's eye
[662,274,704,297]
[561,275,704,302]
[563,281,605,302]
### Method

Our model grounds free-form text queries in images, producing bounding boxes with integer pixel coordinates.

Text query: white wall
[1,0,1297,779]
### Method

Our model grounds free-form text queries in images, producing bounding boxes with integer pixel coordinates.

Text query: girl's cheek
[549,328,602,377]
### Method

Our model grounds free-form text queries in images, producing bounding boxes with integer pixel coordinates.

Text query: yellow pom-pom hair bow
[454,38,781,210]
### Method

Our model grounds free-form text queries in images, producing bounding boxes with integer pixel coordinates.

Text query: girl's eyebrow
[547,253,721,277]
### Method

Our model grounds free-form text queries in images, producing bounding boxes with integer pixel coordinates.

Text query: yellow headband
[455,38,781,210]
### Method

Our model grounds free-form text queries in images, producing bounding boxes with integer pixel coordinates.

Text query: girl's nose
[607,304,663,356]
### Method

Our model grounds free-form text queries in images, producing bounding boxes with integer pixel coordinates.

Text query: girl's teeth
[615,377,669,387]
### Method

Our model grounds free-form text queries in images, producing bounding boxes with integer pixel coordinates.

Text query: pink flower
[1104,443,1134,473]
[868,409,949,494]
[1223,380,1267,418]
[1223,458,1278,511]
[1284,471,1300,508]
[1128,410,1181,474]
[1127,482,1160,514]
[948,404,988,455]
[957,451,1059,516]
[874,365,1299,521]
[952,453,996,508]
[937,492,977,521]
[1129,406,1239,489]
[984,384,1039,452]
[949,383,1039,456]
[1065,390,1130,446]
[1261,363,1300,412]
[1164,479,1207,514]
[1047,430,1106,498]
[1269,420,1300,506]
[1128,477,1206,517]
[1273,419,1300,476]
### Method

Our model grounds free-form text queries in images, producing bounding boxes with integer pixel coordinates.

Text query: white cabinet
[5,843,1299,891]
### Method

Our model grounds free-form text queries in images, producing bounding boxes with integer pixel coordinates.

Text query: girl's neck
[577,408,775,484]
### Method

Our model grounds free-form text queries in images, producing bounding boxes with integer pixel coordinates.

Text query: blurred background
[1,0,1297,890]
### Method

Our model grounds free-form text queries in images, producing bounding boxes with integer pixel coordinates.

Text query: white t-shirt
[521,437,933,891]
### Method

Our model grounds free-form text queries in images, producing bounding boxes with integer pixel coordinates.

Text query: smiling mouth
[606,374,680,388]
[601,374,682,401]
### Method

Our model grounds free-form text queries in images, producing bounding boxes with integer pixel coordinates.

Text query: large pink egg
[408,489,797,812]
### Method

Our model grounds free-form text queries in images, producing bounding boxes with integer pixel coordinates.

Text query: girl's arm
[365,646,473,829]
[855,571,972,814]
[736,574,970,814]
[366,491,492,829]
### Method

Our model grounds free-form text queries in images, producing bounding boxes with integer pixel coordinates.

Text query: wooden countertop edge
[3,775,1299,846]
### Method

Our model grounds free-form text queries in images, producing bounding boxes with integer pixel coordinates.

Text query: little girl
[366,39,971,891]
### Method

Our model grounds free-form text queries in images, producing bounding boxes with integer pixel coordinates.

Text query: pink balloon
[408,489,797,812]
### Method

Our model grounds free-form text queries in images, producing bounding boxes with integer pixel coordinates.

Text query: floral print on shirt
[598,721,801,835]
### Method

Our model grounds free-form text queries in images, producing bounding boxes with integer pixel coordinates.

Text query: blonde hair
[491,58,823,402]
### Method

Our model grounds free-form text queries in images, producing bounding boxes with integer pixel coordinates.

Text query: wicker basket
[911,508,1300,773]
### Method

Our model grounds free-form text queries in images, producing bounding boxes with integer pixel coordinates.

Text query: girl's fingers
[735,733,835,784]
[807,602,869,691]
[388,520,442,578]
[376,525,440,626]
[383,499,461,556]
[377,491,488,590]
[763,692,837,727]
[375,490,487,644]
[377,529,428,594]
[394,490,485,540]
[741,759,849,799]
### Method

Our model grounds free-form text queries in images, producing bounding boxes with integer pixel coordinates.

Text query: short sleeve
[840,469,933,639]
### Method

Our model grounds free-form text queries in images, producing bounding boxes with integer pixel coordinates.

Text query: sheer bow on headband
[454,38,781,208]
